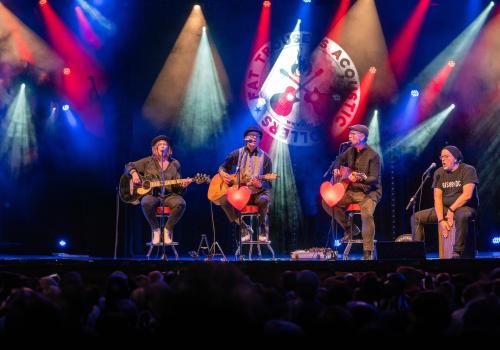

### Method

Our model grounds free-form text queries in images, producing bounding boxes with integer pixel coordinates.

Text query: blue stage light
[58,240,67,247]
[62,104,70,111]
[334,240,341,247]
[411,89,419,97]
[492,236,500,245]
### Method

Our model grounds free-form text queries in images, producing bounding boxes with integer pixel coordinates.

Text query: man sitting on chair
[411,145,479,258]
[125,135,191,245]
[322,124,382,260]
[216,126,273,242]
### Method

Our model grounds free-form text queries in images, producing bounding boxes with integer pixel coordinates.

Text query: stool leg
[257,243,262,259]
[343,242,352,260]
[249,243,253,261]
[266,243,276,260]
[147,245,153,259]
[171,245,179,261]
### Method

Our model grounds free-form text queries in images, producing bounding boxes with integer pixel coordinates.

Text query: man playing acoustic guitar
[322,124,382,260]
[217,126,273,242]
[125,135,191,245]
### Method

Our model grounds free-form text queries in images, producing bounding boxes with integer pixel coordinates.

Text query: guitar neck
[149,178,187,188]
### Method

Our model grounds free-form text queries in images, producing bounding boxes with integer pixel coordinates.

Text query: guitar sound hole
[142,181,150,190]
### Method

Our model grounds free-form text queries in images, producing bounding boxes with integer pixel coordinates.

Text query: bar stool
[235,205,275,260]
[342,204,377,260]
[146,206,179,260]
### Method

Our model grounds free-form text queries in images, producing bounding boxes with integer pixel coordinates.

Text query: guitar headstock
[192,173,211,184]
[262,173,279,181]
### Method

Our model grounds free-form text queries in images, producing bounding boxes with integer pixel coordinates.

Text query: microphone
[422,162,436,176]
[161,147,168,157]
[340,141,352,146]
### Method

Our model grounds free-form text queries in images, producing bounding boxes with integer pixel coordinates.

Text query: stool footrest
[146,242,179,246]
[242,240,272,244]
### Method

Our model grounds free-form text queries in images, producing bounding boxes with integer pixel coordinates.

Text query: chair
[146,206,179,260]
[342,204,377,260]
[235,205,275,260]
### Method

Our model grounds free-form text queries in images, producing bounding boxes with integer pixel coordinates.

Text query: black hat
[151,135,171,147]
[349,124,369,138]
[244,126,263,138]
[442,145,463,163]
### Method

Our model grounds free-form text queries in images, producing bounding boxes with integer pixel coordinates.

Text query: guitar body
[321,166,367,212]
[270,86,297,116]
[207,173,236,203]
[119,174,143,204]
[208,173,278,203]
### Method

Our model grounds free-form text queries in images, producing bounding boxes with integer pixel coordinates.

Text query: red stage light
[369,66,377,74]
[63,67,71,75]
[39,0,47,5]
[448,60,456,67]
[263,1,271,7]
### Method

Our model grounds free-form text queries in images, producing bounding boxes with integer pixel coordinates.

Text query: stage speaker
[376,241,426,260]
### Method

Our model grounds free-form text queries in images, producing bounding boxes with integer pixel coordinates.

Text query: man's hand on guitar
[348,173,358,183]
[249,177,262,188]
[131,172,141,185]
[219,170,232,185]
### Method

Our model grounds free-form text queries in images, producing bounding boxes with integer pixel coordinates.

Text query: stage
[2,253,499,286]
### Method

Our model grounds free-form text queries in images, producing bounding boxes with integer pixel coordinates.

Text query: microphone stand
[159,150,167,259]
[406,172,431,236]
[324,142,350,260]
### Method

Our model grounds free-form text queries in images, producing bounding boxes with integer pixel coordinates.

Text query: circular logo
[245,33,360,146]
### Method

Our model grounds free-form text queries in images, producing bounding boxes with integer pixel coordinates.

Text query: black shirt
[334,144,382,201]
[432,163,479,207]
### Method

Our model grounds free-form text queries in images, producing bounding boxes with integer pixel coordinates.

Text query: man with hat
[216,126,273,242]
[411,145,479,258]
[322,124,382,260]
[125,135,191,245]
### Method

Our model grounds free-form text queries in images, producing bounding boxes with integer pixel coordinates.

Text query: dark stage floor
[1,252,499,286]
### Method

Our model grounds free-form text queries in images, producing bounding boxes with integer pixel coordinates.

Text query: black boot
[363,250,373,260]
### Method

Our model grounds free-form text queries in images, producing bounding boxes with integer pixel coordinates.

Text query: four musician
[125,128,477,260]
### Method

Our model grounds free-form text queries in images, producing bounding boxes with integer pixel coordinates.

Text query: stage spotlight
[63,67,71,75]
[202,26,206,32]
[39,0,47,5]
[303,0,312,3]
[194,4,201,10]
[263,0,271,7]
[62,104,70,111]
[492,236,500,245]
[369,66,377,74]
[21,83,26,89]
[450,103,456,109]
[58,240,67,247]
[489,1,495,7]
[448,60,456,67]
[411,89,419,97]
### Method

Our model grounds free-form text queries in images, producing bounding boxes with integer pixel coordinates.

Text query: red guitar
[269,68,323,117]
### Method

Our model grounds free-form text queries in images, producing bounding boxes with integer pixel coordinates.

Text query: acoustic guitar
[119,173,210,204]
[321,166,367,210]
[207,173,278,203]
